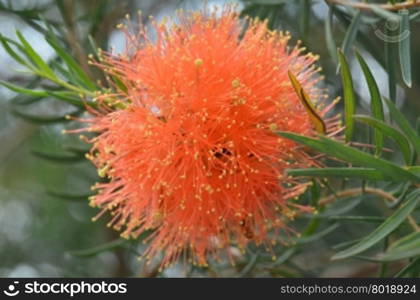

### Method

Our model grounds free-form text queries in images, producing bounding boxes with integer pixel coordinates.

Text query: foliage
[0,0,420,277]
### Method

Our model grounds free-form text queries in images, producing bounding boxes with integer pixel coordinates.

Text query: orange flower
[81,7,340,269]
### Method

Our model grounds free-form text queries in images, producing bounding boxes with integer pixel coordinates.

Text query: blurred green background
[0,0,419,277]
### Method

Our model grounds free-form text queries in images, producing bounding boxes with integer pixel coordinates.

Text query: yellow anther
[194,58,203,67]
[232,78,241,88]
[269,123,278,131]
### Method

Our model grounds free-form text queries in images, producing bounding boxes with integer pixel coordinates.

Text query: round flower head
[82,7,341,269]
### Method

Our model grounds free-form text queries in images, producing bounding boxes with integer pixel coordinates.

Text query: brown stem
[319,187,395,206]
[349,142,393,153]
[326,0,420,11]
[62,0,93,78]
[319,187,419,232]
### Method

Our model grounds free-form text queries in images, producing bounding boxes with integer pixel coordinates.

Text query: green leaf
[45,36,96,90]
[338,50,356,142]
[410,10,420,21]
[12,109,76,124]
[334,8,386,68]
[64,146,89,155]
[287,167,387,181]
[331,189,420,260]
[325,5,338,64]
[8,77,43,105]
[394,257,420,277]
[355,51,385,156]
[31,150,85,163]
[47,190,92,202]
[385,98,420,159]
[47,91,86,107]
[388,231,420,251]
[299,0,310,44]
[317,198,363,218]
[332,238,363,251]
[0,80,49,97]
[370,6,400,23]
[12,95,43,106]
[273,248,296,266]
[375,233,420,262]
[341,10,361,58]
[399,10,412,88]
[67,239,127,257]
[111,75,128,94]
[326,216,386,223]
[288,71,326,134]
[289,223,340,245]
[277,132,420,183]
[15,30,56,78]
[354,115,412,165]
[0,34,31,67]
[408,166,420,177]
[0,2,49,20]
[0,80,87,108]
[384,25,397,103]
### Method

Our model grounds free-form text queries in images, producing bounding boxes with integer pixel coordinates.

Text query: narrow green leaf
[331,189,420,260]
[0,34,31,67]
[0,2,49,19]
[333,238,363,251]
[15,30,56,78]
[0,80,86,108]
[384,25,397,103]
[277,132,420,183]
[371,6,400,23]
[325,5,338,63]
[299,0,310,44]
[354,115,412,164]
[8,77,42,105]
[338,50,356,142]
[273,248,296,266]
[388,231,420,251]
[385,98,420,159]
[111,75,128,94]
[408,166,420,177]
[47,190,92,202]
[31,150,85,163]
[47,91,85,107]
[0,80,48,97]
[341,10,361,57]
[12,109,75,124]
[326,216,386,223]
[288,71,326,134]
[12,95,43,106]
[317,198,362,218]
[394,257,420,277]
[287,167,387,181]
[50,59,73,79]
[290,223,340,245]
[379,246,420,262]
[87,0,108,37]
[410,10,420,21]
[67,239,127,257]
[64,146,89,155]
[399,10,412,87]
[334,8,385,67]
[238,251,260,277]
[355,51,385,156]
[45,36,96,90]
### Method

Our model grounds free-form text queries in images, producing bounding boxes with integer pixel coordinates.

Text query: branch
[319,187,395,206]
[326,0,420,11]
[319,187,419,232]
